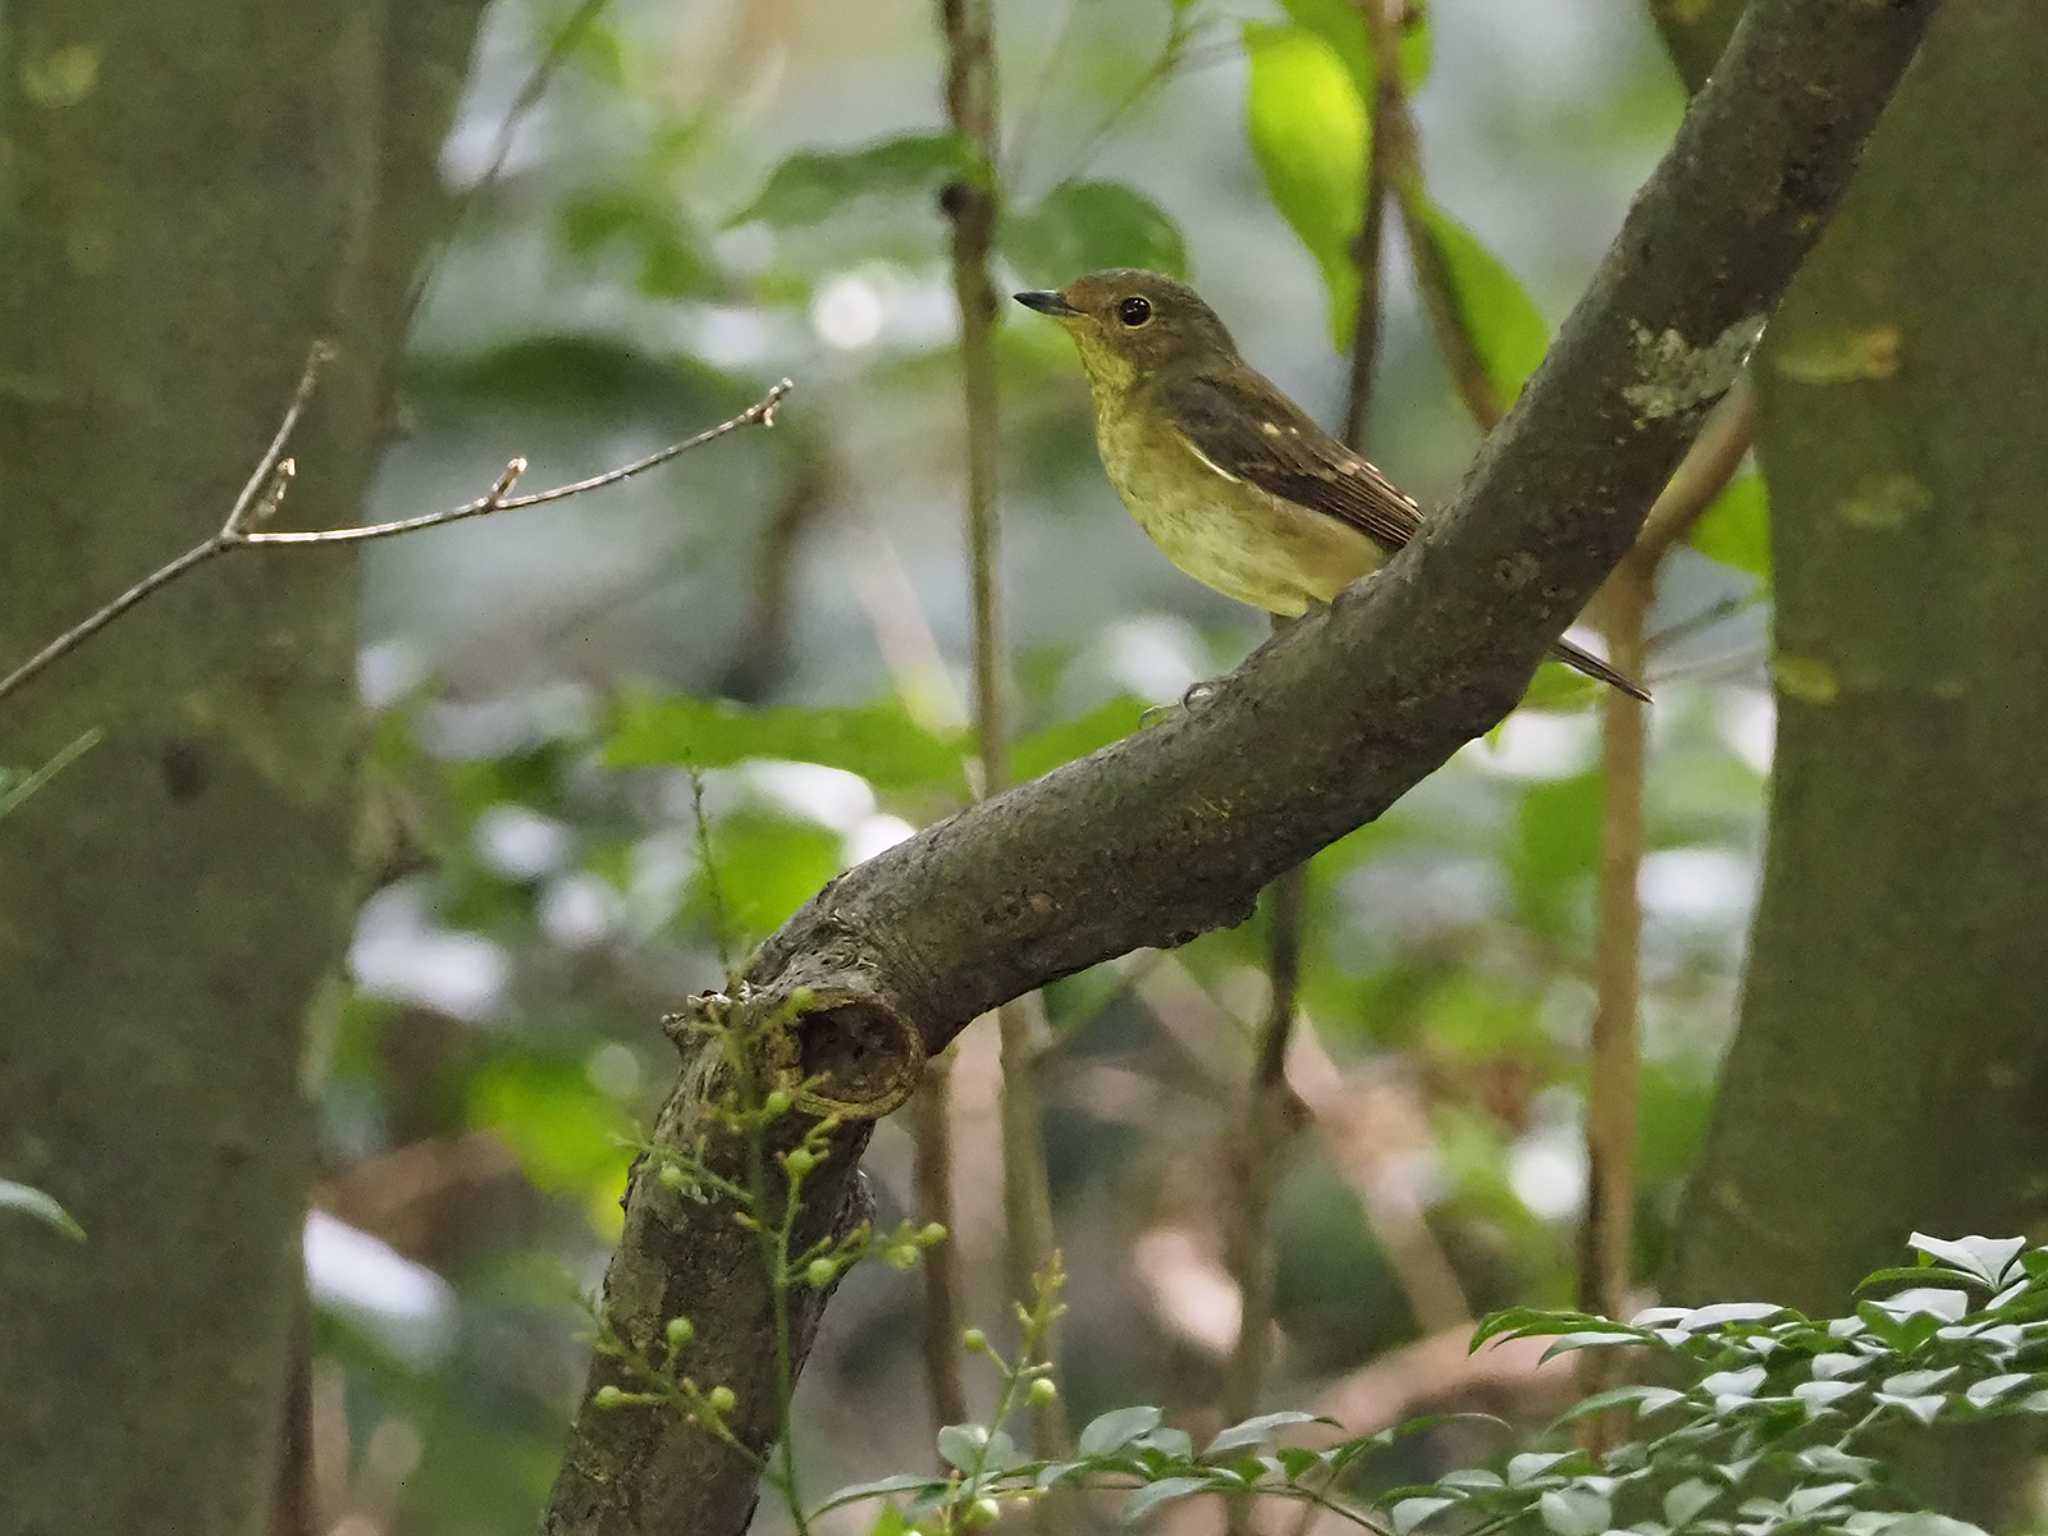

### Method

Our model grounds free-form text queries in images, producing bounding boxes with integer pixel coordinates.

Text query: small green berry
[763,1088,793,1117]
[665,1316,694,1350]
[966,1496,1002,1528]
[708,1385,737,1414]
[594,1385,625,1409]
[918,1221,949,1245]
[883,1244,918,1270]
[1027,1377,1059,1406]
[784,1148,817,1177]
[961,1328,989,1353]
[805,1258,838,1288]
[658,1163,688,1191]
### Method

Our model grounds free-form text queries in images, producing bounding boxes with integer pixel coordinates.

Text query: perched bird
[1015,269,1649,702]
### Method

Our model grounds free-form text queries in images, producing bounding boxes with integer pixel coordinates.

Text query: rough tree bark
[0,6,483,1534]
[540,3,1940,1532]
[1670,0,2048,1513]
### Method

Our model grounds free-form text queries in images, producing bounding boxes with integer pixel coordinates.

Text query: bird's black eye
[1117,295,1153,328]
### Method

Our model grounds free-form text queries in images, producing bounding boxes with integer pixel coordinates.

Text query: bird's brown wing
[1150,365,1426,554]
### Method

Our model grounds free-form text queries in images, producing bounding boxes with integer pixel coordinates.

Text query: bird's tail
[1549,636,1652,703]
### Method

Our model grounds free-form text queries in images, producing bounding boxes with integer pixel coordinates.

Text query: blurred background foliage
[302,1,1775,1529]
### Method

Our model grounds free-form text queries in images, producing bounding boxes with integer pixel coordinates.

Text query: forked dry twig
[0,344,792,708]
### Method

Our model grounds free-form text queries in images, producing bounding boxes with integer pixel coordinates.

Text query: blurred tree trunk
[1670,0,2048,1514]
[0,6,483,1534]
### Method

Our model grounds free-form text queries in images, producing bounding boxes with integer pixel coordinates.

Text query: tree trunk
[0,6,482,1534]
[1670,0,2048,1514]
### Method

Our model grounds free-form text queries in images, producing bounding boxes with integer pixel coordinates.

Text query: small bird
[1015,269,1649,702]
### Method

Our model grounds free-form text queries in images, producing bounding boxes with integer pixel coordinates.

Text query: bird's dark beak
[1014,290,1081,318]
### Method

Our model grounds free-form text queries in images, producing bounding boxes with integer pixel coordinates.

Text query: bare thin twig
[1225,4,1400,1460]
[1577,371,1754,1450]
[0,363,792,708]
[401,0,614,338]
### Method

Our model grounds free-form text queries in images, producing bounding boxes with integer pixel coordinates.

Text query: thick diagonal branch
[541,4,1938,1532]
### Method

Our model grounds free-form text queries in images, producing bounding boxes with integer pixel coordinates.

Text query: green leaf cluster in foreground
[823,1233,2048,1534]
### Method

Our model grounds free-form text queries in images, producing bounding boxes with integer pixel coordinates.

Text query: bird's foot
[1138,678,1223,729]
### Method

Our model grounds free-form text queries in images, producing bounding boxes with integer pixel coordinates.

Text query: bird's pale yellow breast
[1089,383,1382,617]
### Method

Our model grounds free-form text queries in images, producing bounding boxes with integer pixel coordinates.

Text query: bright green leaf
[1405,197,1551,409]
[700,813,843,938]
[730,133,975,227]
[0,1178,85,1240]
[1277,0,1432,94]
[1243,23,1368,350]
[467,1056,635,1198]
[1002,181,1188,284]
[1689,472,1770,581]
[606,692,966,794]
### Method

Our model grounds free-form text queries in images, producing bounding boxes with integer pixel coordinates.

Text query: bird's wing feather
[1152,367,1426,553]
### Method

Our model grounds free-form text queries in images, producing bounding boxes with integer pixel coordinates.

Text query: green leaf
[1243,23,1368,349]
[812,1473,949,1516]
[1876,1391,1947,1426]
[1277,1447,1321,1481]
[1121,1476,1213,1524]
[1664,1478,1719,1527]
[1689,472,1770,581]
[606,692,966,794]
[1796,1447,1879,1482]
[1202,1410,1333,1458]
[1135,1425,1196,1463]
[560,189,721,298]
[1002,182,1188,284]
[1538,1487,1611,1536]
[1390,1497,1458,1536]
[1437,1470,1505,1493]
[1405,197,1551,408]
[1517,661,1601,714]
[938,1423,994,1473]
[1079,1405,1165,1457]
[1964,1372,2036,1407]
[1276,0,1432,94]
[1882,1367,1959,1397]
[1700,1366,1767,1400]
[1671,1301,1789,1331]
[467,1056,635,1199]
[0,1178,85,1240]
[695,811,844,938]
[1506,1451,1578,1487]
[1908,1233,2028,1289]
[730,133,975,227]
[1010,700,1144,785]
[1548,1385,1684,1428]
[1876,1519,1992,1536]
[1784,1483,1858,1518]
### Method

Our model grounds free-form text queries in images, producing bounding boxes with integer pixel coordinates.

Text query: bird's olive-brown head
[1014,269,1238,399]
